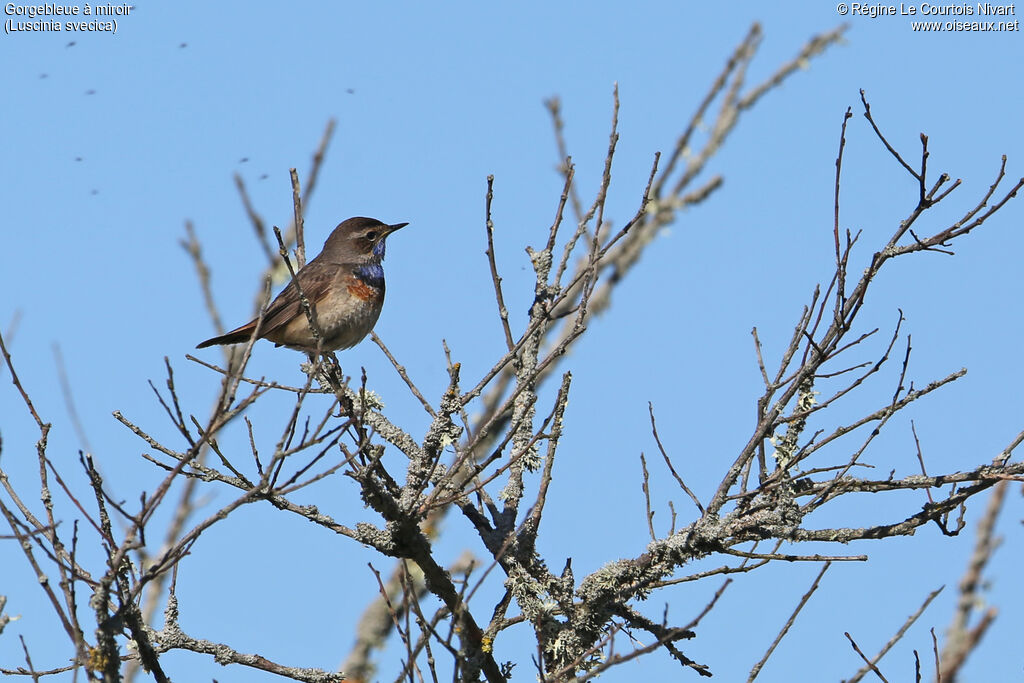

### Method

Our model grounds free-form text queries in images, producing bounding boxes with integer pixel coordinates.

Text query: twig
[846,586,943,683]
[749,562,831,681]
[483,175,515,351]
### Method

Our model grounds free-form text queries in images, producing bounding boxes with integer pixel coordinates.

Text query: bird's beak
[385,222,409,235]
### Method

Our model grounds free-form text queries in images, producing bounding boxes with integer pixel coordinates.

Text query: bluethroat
[197,216,408,353]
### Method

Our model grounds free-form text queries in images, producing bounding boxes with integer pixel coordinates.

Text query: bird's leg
[301,352,335,393]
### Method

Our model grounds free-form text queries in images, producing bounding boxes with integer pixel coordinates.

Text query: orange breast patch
[346,277,380,301]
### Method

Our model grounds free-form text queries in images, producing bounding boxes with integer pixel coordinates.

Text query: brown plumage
[197,217,407,353]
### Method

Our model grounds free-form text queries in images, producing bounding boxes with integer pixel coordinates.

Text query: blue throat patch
[357,239,387,287]
[355,262,384,287]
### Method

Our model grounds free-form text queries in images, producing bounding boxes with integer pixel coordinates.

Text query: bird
[197,217,408,353]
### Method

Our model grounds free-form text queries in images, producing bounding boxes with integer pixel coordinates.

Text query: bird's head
[321,217,408,263]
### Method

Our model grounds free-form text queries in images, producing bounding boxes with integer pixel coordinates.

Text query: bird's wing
[195,261,341,349]
[259,261,338,333]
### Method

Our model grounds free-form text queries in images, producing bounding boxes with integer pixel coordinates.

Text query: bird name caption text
[4,3,132,34]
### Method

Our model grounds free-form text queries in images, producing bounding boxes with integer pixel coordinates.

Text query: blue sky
[2,2,1023,681]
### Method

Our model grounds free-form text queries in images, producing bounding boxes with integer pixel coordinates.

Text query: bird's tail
[195,322,259,349]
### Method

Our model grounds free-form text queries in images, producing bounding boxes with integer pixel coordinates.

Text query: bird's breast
[345,268,385,302]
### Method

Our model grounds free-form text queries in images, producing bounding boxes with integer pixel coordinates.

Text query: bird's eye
[365,231,378,240]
